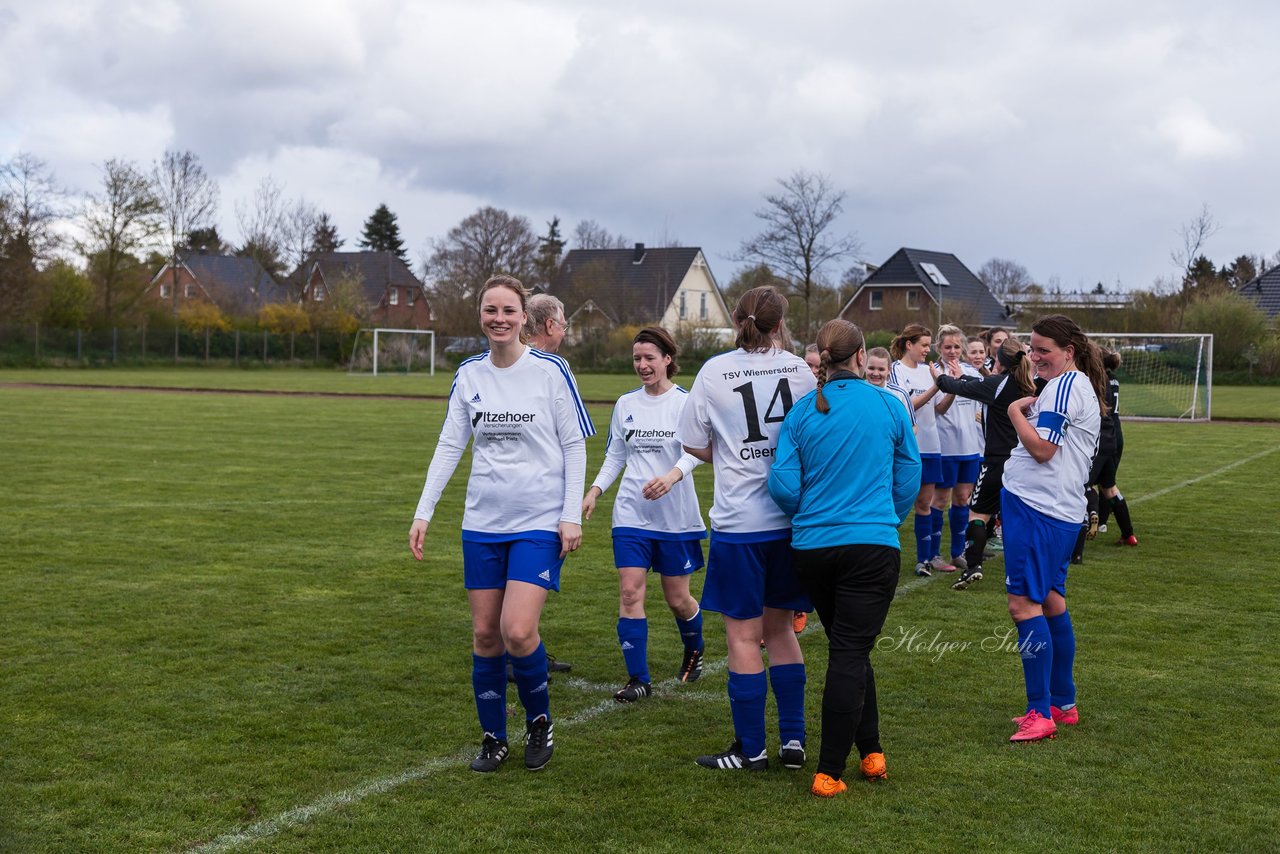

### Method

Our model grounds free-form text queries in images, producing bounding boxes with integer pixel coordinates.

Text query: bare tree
[235,176,287,280]
[977,257,1034,301]
[278,197,321,297]
[425,206,539,336]
[0,153,66,321]
[1170,202,1220,286]
[572,219,630,250]
[735,170,862,339]
[153,150,219,354]
[77,158,162,324]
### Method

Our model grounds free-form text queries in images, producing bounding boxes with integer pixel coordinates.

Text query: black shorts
[1089,450,1120,490]
[969,458,1006,515]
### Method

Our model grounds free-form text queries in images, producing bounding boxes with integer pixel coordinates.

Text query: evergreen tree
[311,212,343,254]
[358,203,407,262]
[534,216,566,287]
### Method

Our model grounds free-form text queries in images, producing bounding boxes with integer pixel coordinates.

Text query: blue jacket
[768,373,922,551]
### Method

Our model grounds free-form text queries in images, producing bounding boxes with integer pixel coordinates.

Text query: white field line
[194,445,1274,851]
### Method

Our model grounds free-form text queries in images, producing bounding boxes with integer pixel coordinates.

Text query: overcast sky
[3,0,1277,292]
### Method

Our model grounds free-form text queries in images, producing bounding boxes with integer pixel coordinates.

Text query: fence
[0,325,355,367]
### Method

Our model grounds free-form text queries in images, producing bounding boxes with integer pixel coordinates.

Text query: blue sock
[726,670,768,759]
[1046,611,1077,709]
[769,663,807,747]
[472,653,508,740]
[617,617,650,682]
[949,505,969,558]
[509,643,551,723]
[1015,616,1053,717]
[930,507,944,559]
[675,608,703,652]
[914,513,932,565]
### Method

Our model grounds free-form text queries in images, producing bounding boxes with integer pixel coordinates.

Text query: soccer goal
[347,328,435,376]
[1084,332,1213,421]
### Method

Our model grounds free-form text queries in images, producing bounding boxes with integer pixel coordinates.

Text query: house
[553,244,731,341]
[1242,266,1280,319]
[839,247,1011,333]
[298,251,432,329]
[147,253,283,315]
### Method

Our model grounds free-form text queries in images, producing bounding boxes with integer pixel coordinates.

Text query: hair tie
[747,314,756,322]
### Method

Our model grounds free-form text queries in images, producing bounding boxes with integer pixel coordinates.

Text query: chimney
[632,243,646,264]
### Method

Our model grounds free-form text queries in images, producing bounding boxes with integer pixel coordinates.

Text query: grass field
[2,379,1279,852]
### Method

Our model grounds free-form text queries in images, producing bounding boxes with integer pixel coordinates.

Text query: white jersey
[1003,370,1101,523]
[937,364,984,458]
[591,385,705,539]
[414,347,595,536]
[883,382,916,426]
[678,348,817,537]
[890,360,940,455]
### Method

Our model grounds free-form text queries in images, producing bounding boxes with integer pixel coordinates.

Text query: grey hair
[525,293,565,339]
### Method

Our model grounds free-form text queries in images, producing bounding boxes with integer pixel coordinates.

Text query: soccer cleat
[793,611,808,633]
[1009,709,1057,742]
[1086,510,1099,540]
[677,647,704,683]
[914,562,931,577]
[811,772,847,797]
[470,733,509,773]
[547,653,572,673]
[951,567,983,590]
[695,740,767,771]
[614,676,652,703]
[951,554,968,571]
[523,715,554,771]
[778,739,806,769]
[859,752,888,781]
[1013,705,1079,726]
[1118,534,1139,547]
[930,556,957,573]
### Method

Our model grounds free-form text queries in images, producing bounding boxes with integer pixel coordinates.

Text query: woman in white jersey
[409,275,595,773]
[582,327,707,704]
[678,285,817,771]
[1003,314,1106,743]
[889,323,945,577]
[932,325,984,571]
[866,347,915,424]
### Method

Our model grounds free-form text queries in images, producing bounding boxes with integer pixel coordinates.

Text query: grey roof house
[839,248,1012,331]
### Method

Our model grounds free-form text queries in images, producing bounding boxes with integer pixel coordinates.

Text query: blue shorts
[1000,489,1076,603]
[701,533,811,619]
[462,533,564,591]
[920,453,943,486]
[939,456,981,489]
[612,530,704,576]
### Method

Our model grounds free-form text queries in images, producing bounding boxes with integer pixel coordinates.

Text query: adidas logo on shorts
[683,559,693,570]
[538,569,552,581]
[478,690,501,700]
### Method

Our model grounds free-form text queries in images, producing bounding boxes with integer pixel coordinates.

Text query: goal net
[1081,332,1212,421]
[347,328,435,376]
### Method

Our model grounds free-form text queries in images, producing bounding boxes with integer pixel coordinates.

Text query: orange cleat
[793,611,808,633]
[811,772,847,797]
[859,752,888,781]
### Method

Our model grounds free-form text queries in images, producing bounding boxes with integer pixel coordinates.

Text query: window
[679,291,687,320]
[312,286,324,302]
[389,288,399,306]
[160,284,171,298]
[920,262,950,285]
[184,284,195,298]
[869,290,883,310]
[699,292,708,320]
[906,290,920,309]
[406,288,416,306]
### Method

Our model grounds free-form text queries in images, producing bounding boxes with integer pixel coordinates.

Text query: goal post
[347,328,435,376]
[1078,332,1213,421]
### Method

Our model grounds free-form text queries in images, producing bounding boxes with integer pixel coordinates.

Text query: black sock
[1111,495,1134,538]
[1098,496,1113,528]
[1072,524,1086,561]
[1086,488,1099,518]
[964,519,988,569]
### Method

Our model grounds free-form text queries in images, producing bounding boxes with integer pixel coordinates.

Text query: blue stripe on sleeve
[529,349,595,438]
[1037,410,1067,444]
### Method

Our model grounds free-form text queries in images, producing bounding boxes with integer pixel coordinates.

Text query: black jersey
[935,373,1045,461]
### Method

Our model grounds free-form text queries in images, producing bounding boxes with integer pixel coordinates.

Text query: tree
[1222,255,1258,289]
[235,176,287,281]
[153,150,219,351]
[308,268,367,336]
[1170,203,1219,289]
[1184,292,1269,369]
[425,206,538,336]
[183,226,227,254]
[38,260,95,329]
[77,158,162,324]
[534,216,566,287]
[723,263,785,307]
[977,257,1034,300]
[311,212,343,254]
[572,219,629,250]
[735,170,862,340]
[258,302,312,361]
[358,203,408,262]
[0,153,65,322]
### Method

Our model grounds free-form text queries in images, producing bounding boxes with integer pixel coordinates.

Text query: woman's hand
[642,468,683,501]
[1009,396,1037,420]
[558,522,582,559]
[409,519,428,561]
[581,486,601,521]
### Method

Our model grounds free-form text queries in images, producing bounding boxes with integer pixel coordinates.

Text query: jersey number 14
[733,379,794,443]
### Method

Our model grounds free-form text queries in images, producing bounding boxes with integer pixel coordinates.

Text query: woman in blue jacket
[768,319,921,798]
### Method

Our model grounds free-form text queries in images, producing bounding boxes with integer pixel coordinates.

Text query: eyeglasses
[555,318,571,332]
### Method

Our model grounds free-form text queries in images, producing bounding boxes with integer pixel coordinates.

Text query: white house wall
[661,261,731,330]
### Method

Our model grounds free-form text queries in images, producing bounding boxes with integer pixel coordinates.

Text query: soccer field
[2,383,1278,852]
